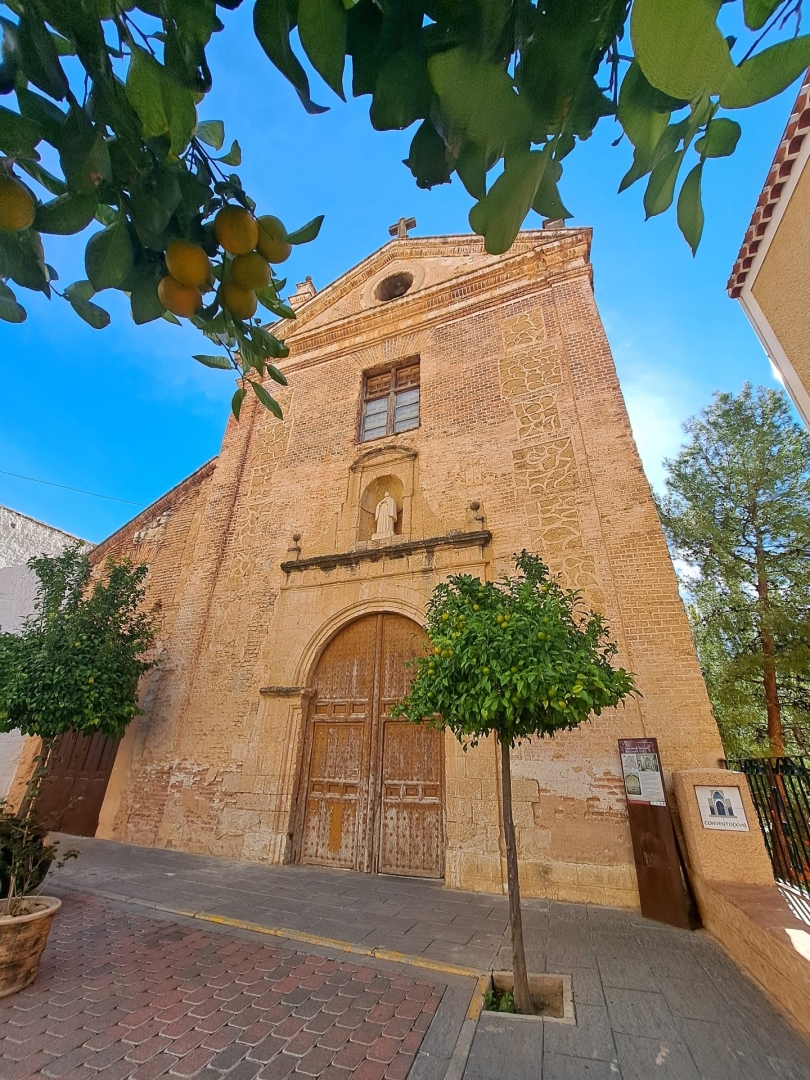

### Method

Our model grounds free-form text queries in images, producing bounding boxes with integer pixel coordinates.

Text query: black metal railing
[726,756,810,900]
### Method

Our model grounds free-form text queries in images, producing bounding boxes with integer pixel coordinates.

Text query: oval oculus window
[375,271,414,302]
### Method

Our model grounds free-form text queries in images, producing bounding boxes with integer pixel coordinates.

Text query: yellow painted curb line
[186,909,485,980]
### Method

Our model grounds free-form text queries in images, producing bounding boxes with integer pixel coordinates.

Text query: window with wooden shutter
[360,359,420,442]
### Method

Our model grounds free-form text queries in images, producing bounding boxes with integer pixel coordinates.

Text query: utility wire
[0,469,146,507]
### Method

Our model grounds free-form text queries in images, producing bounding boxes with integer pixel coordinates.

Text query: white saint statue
[372,491,398,540]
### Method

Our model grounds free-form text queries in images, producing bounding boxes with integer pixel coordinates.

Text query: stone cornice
[280,530,492,575]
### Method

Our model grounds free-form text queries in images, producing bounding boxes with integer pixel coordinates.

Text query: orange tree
[1,2,808,416]
[393,552,636,1015]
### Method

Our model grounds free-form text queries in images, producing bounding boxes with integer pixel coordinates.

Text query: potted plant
[0,795,77,998]
[0,545,156,996]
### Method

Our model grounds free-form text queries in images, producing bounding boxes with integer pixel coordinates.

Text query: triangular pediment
[277,229,584,342]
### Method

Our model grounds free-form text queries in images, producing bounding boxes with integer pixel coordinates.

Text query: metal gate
[297,613,443,878]
[728,756,810,899]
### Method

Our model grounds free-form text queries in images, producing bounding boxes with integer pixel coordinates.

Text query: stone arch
[292,596,425,687]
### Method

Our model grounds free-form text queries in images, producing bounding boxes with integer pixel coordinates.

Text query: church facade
[87,227,722,908]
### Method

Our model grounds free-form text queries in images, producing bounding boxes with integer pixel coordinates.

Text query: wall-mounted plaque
[694,786,750,831]
[619,738,666,806]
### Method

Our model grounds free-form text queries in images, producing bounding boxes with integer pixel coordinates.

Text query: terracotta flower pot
[0,896,61,998]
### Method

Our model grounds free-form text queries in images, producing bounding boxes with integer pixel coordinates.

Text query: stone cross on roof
[388,216,416,240]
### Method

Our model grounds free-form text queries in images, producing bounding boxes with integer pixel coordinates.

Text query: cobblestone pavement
[16,837,810,1080]
[0,894,445,1080]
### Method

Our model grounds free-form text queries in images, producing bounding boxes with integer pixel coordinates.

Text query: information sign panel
[619,738,667,806]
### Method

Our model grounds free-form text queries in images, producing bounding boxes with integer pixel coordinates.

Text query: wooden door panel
[34,731,119,837]
[301,722,363,868]
[379,721,443,877]
[300,613,444,878]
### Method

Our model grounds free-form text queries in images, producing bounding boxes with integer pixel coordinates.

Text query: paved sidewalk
[0,893,446,1080]
[6,836,809,1080]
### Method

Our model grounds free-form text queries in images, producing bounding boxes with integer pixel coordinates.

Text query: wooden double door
[33,731,119,836]
[297,613,444,878]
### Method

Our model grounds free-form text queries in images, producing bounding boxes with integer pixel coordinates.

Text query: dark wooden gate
[34,731,120,836]
[298,613,443,877]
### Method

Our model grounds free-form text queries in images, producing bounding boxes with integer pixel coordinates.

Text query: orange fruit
[222,283,257,320]
[214,205,259,255]
[230,251,271,291]
[158,275,203,318]
[165,239,211,287]
[0,175,36,231]
[256,214,291,263]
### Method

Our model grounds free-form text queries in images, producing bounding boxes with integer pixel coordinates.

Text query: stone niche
[358,474,404,541]
[333,444,445,551]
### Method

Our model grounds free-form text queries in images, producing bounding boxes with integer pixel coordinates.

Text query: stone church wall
[90,229,723,909]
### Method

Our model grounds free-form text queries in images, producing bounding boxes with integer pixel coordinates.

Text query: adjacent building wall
[0,507,85,801]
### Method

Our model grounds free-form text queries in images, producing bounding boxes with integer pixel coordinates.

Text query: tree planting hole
[375,272,413,302]
[485,972,573,1022]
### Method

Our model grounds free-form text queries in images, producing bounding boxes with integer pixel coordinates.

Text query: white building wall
[0,506,88,801]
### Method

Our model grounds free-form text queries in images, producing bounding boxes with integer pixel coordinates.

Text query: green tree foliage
[394,552,636,1014]
[657,385,810,758]
[0,544,157,741]
[0,2,808,411]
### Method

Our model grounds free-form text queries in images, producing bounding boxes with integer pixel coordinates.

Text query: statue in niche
[372,491,398,540]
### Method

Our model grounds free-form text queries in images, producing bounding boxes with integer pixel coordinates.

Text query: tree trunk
[17,737,56,823]
[499,737,533,1015]
[755,539,784,756]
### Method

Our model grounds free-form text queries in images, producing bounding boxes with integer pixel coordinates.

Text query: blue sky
[0,8,798,543]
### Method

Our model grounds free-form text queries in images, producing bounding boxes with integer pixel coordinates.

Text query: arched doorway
[296,613,444,878]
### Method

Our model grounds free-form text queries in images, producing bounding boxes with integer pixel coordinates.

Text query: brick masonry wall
[91,230,723,908]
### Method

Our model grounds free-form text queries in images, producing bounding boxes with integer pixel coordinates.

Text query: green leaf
[216,140,241,166]
[128,264,166,325]
[0,105,41,156]
[231,386,246,419]
[695,117,741,158]
[743,0,781,30]
[455,142,490,201]
[85,220,135,292]
[286,215,324,245]
[720,37,810,110]
[16,85,66,147]
[297,0,347,100]
[428,47,531,159]
[617,62,677,158]
[404,119,453,189]
[250,378,284,418]
[250,323,290,360]
[162,310,182,325]
[65,280,111,329]
[0,229,49,293]
[15,160,67,197]
[58,110,112,196]
[631,0,734,100]
[531,158,571,221]
[370,48,433,132]
[193,353,233,369]
[644,147,686,218]
[34,193,97,235]
[469,150,547,255]
[196,119,224,150]
[126,45,197,154]
[0,280,26,323]
[253,0,329,114]
[18,13,69,101]
[677,161,704,255]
